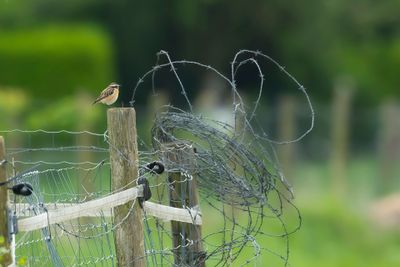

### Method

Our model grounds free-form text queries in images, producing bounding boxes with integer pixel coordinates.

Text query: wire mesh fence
[0,49,313,266]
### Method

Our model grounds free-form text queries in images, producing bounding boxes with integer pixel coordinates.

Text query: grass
[285,157,400,267]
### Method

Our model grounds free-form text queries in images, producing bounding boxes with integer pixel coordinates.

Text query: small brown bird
[93,82,120,105]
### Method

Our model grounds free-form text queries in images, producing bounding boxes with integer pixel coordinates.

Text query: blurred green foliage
[0,26,115,98]
[1,0,400,103]
[0,88,29,129]
[0,89,104,132]
[339,40,400,100]
[26,93,102,130]
[0,89,28,114]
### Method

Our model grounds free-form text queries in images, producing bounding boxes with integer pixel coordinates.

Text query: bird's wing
[93,87,114,104]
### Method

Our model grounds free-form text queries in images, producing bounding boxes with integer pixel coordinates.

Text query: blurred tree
[1,0,399,103]
[0,26,115,98]
[26,94,102,131]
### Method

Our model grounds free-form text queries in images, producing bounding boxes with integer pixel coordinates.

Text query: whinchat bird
[93,82,120,105]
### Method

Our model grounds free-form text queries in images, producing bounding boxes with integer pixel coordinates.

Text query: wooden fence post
[277,95,297,181]
[330,78,354,196]
[378,100,400,193]
[162,142,205,267]
[107,108,145,267]
[0,136,12,266]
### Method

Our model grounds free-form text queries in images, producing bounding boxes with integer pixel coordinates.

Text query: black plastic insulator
[146,161,165,175]
[10,183,33,196]
[137,177,152,208]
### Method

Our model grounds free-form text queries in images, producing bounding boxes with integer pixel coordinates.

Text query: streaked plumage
[93,82,120,105]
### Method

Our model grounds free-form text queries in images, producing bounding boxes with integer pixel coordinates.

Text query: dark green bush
[0,25,115,98]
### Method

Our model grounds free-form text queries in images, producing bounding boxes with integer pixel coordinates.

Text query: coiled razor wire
[152,107,288,205]
[134,49,313,266]
[150,107,301,266]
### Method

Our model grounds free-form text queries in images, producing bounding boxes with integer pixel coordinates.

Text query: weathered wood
[10,158,16,267]
[378,100,400,193]
[277,95,297,181]
[331,78,354,195]
[0,136,12,266]
[163,142,206,267]
[107,108,145,267]
[147,91,170,204]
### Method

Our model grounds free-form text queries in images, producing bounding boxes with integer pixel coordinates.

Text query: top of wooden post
[107,107,135,112]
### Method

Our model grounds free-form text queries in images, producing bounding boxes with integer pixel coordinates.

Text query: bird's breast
[101,89,119,105]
